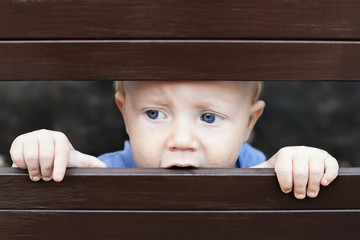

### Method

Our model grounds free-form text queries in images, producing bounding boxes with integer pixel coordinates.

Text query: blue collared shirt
[98,141,266,168]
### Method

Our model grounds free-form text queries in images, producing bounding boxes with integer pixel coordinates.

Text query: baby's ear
[115,91,131,135]
[245,100,265,139]
[114,91,126,115]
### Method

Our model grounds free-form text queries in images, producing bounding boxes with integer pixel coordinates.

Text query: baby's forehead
[124,81,254,92]
[124,81,257,104]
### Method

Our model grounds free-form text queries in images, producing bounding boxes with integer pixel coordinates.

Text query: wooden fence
[1,1,359,239]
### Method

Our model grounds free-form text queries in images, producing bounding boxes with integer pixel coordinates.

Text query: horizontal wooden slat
[0,210,359,240]
[1,40,359,81]
[0,0,359,40]
[0,168,359,210]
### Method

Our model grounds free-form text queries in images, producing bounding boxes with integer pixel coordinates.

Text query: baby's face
[116,81,264,168]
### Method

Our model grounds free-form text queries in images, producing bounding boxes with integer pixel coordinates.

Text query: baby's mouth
[165,164,198,169]
[167,166,197,170]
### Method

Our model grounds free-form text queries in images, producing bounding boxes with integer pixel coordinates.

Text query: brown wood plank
[0,210,359,240]
[1,40,359,81]
[0,0,359,40]
[0,168,359,210]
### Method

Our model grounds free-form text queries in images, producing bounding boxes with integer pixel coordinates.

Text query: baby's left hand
[253,146,339,199]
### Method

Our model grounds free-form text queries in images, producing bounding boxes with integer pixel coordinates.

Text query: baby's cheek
[202,131,243,168]
[204,149,239,168]
[129,130,163,167]
[132,146,161,168]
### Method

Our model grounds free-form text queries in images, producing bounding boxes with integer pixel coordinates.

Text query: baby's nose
[167,121,199,151]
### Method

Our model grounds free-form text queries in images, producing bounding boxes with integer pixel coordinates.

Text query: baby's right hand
[10,129,107,182]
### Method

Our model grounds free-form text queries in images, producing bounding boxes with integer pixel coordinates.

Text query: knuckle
[37,129,51,138]
[11,135,22,145]
[307,185,319,192]
[274,165,289,175]
[9,150,21,162]
[310,167,324,176]
[56,147,70,156]
[278,147,290,155]
[297,146,306,151]
[54,131,68,140]
[320,149,329,155]
[37,129,57,139]
[275,168,288,176]
[40,152,54,162]
[25,153,39,164]
[276,169,289,177]
[294,170,307,179]
[37,129,49,134]
[41,166,53,175]
[27,166,40,175]
[10,138,24,153]
[327,155,339,166]
[12,162,25,169]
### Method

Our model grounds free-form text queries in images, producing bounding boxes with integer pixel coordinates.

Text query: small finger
[274,148,293,194]
[10,136,27,169]
[321,155,339,186]
[52,133,71,182]
[292,152,309,199]
[23,136,41,181]
[306,157,324,198]
[39,135,55,181]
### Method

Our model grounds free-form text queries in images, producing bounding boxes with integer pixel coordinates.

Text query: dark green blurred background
[1,81,359,167]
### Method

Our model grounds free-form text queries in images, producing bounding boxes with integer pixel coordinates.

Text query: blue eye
[146,110,165,120]
[201,113,221,124]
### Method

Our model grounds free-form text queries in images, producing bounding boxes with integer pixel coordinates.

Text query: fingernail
[284,189,292,194]
[307,192,316,198]
[31,176,40,181]
[42,177,52,182]
[54,174,63,182]
[322,179,329,185]
[296,194,305,199]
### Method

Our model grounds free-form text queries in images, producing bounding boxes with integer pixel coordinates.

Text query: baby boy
[10,81,339,199]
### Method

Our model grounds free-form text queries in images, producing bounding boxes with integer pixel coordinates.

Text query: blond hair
[114,81,262,102]
[114,81,125,92]
[252,81,263,102]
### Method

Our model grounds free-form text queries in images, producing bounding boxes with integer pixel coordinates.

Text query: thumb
[251,155,276,168]
[69,150,107,168]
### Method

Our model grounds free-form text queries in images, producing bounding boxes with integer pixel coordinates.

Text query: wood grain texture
[1,40,359,81]
[0,168,359,210]
[0,168,359,239]
[1,1,359,238]
[0,0,359,40]
[0,210,359,240]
